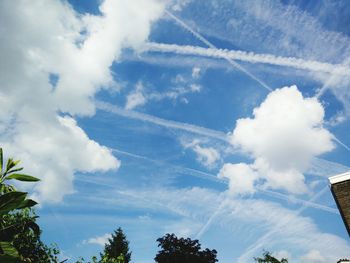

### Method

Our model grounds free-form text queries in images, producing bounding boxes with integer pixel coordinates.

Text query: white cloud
[314,63,350,119]
[300,250,326,263]
[124,72,202,110]
[183,139,220,168]
[219,163,257,195]
[162,219,202,238]
[83,233,112,246]
[273,250,291,261]
[0,0,165,202]
[191,67,201,79]
[171,0,192,11]
[220,86,335,195]
[3,116,120,202]
[193,144,220,168]
[125,81,147,110]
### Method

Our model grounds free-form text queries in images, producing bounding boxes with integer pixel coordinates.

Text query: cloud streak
[96,101,229,142]
[144,42,350,76]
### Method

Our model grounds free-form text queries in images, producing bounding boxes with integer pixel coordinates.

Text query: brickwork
[331,179,350,236]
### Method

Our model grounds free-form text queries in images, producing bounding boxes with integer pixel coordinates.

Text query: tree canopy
[254,251,288,263]
[154,233,218,263]
[0,147,48,262]
[101,227,131,263]
[4,209,60,262]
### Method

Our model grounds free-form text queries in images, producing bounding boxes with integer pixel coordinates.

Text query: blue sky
[1,0,350,262]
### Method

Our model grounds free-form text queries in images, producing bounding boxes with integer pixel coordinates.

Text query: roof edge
[329,171,350,184]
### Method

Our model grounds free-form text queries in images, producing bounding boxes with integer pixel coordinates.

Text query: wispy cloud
[236,186,335,263]
[124,75,202,110]
[182,139,221,168]
[78,186,350,262]
[164,10,272,92]
[75,147,338,216]
[125,81,147,110]
[96,100,229,142]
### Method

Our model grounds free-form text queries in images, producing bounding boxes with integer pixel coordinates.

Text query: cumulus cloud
[0,0,165,202]
[220,86,335,195]
[83,233,112,246]
[219,163,257,195]
[3,116,120,202]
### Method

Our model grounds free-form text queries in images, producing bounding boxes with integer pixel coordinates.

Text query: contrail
[95,100,229,142]
[76,144,338,216]
[164,10,272,92]
[315,56,350,98]
[195,199,229,239]
[258,188,339,214]
[332,135,350,152]
[110,148,225,184]
[144,42,350,76]
[194,186,338,240]
[237,186,330,263]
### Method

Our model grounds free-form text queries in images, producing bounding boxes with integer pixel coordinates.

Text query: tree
[101,227,131,263]
[0,148,41,262]
[254,251,288,263]
[0,147,62,262]
[4,209,60,262]
[154,233,218,263]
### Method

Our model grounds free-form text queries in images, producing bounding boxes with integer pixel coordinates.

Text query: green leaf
[16,199,38,210]
[0,223,22,241]
[0,241,19,258]
[0,185,17,194]
[0,148,3,173]
[6,167,23,175]
[0,254,19,263]
[0,219,40,241]
[26,221,40,236]
[5,159,20,174]
[0,192,27,214]
[5,174,40,182]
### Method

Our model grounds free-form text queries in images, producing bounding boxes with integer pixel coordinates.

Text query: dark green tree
[101,227,131,263]
[154,233,218,263]
[0,147,62,262]
[254,251,288,263]
[3,208,61,262]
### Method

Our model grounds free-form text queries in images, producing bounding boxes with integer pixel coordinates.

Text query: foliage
[76,256,115,263]
[254,251,288,263]
[154,233,218,263]
[4,209,61,262]
[0,148,41,262]
[101,227,131,263]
